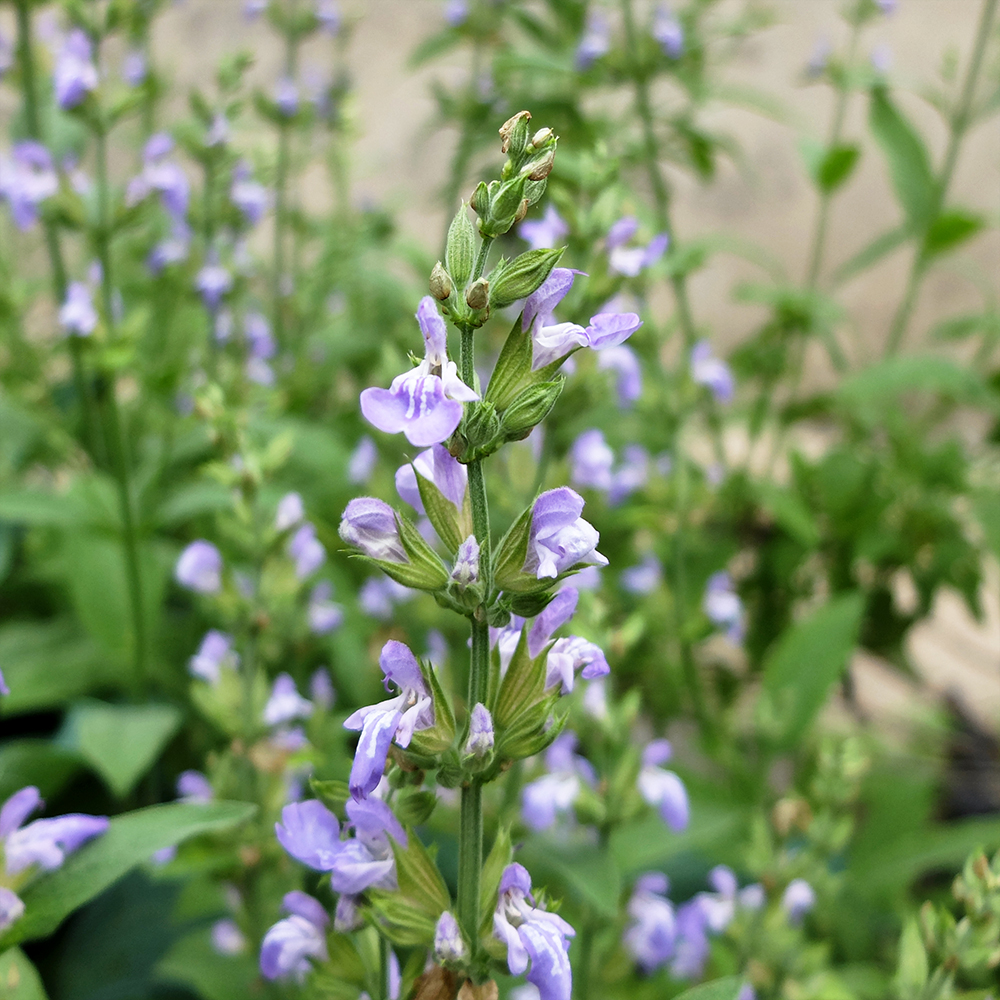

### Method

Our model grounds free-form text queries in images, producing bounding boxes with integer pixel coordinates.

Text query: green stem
[576,919,595,1000]
[885,0,997,356]
[94,124,148,693]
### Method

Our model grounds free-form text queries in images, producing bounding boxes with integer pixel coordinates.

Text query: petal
[349,708,402,799]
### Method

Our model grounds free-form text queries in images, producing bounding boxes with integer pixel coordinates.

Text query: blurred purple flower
[570,429,614,492]
[148,222,191,272]
[189,630,236,684]
[621,552,662,595]
[177,770,214,803]
[0,887,25,932]
[275,491,304,531]
[782,878,815,925]
[445,0,468,27]
[59,282,98,337]
[315,0,341,33]
[610,445,649,505]
[126,133,190,220]
[122,49,147,87]
[652,5,683,58]
[310,667,336,709]
[576,11,610,70]
[691,340,734,403]
[359,576,413,620]
[288,522,326,578]
[260,889,329,981]
[195,261,233,309]
[521,732,594,831]
[211,919,247,955]
[0,142,59,231]
[264,674,314,726]
[609,232,669,277]
[275,76,299,117]
[545,635,609,693]
[308,582,343,634]
[54,29,98,109]
[231,162,270,226]
[624,872,676,972]
[703,571,743,642]
[638,740,689,831]
[519,204,569,251]
[597,344,642,407]
[671,899,710,979]
[175,540,222,593]
[348,436,378,483]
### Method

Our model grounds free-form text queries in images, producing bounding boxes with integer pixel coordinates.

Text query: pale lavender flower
[275,491,305,531]
[189,630,235,684]
[348,436,378,483]
[360,297,478,447]
[338,796,407,892]
[582,678,608,719]
[652,5,683,58]
[334,893,363,932]
[519,204,569,251]
[570,429,614,492]
[606,217,640,249]
[0,33,12,80]
[0,142,59,230]
[148,223,191,272]
[245,311,276,360]
[609,232,669,277]
[177,770,214,803]
[358,576,413,619]
[524,487,608,579]
[339,498,406,563]
[206,114,229,147]
[703,571,743,642]
[244,0,268,18]
[465,703,494,758]
[871,43,893,74]
[621,553,662,595]
[54,30,98,109]
[308,582,344,635]
[211,919,246,955]
[126,133,190,220]
[691,341,734,403]
[597,345,642,407]
[213,311,234,344]
[576,10,610,70]
[2,786,108,875]
[451,535,480,587]
[395,443,468,514]
[637,740,689,832]
[275,76,299,117]
[343,642,434,798]
[609,445,649,505]
[445,0,468,27]
[494,863,576,1000]
[782,879,815,925]
[528,587,578,657]
[288,523,326,578]
[246,357,274,387]
[545,636,609,693]
[315,0,341,32]
[807,35,832,77]
[175,540,222,593]
[737,985,757,1000]
[671,899,710,979]
[877,0,898,14]
[435,910,467,962]
[0,667,8,696]
[59,282,98,336]
[521,733,594,831]
[697,865,739,932]
[264,674,313,726]
[260,890,329,981]
[310,668,335,709]
[0,887,25,932]
[195,261,233,309]
[231,162,270,226]
[122,50,147,87]
[624,872,676,972]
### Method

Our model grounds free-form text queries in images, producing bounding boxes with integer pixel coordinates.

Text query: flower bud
[339,497,406,563]
[499,379,564,441]
[499,110,532,155]
[464,703,494,758]
[434,910,468,964]
[458,400,501,459]
[470,181,490,217]
[445,204,476,286]
[489,248,564,309]
[465,278,489,310]
[514,197,530,221]
[451,535,480,588]
[531,127,553,148]
[430,261,453,300]
[526,149,555,181]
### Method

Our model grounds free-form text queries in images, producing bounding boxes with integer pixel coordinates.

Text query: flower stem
[94,122,148,694]
[885,0,997,356]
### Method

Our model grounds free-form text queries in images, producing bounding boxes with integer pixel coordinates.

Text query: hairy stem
[885,0,997,356]
[94,124,148,693]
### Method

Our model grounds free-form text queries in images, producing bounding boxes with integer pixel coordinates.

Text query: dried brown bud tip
[430,261,453,300]
[499,110,532,153]
[513,198,530,223]
[528,149,555,181]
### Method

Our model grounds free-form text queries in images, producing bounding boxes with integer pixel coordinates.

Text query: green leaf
[673,977,747,1000]
[893,918,929,999]
[0,739,82,803]
[922,209,984,258]
[930,311,1000,342]
[59,701,183,798]
[518,840,621,919]
[757,592,864,750]
[752,480,820,548]
[0,490,87,527]
[801,139,861,193]
[832,225,910,286]
[0,949,49,1000]
[869,88,936,229]
[415,467,468,554]
[0,801,255,949]
[155,929,257,1000]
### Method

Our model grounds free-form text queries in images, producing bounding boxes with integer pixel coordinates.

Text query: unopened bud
[465,278,489,310]
[514,197,530,222]
[499,110,532,155]
[451,535,480,588]
[527,149,555,181]
[446,204,476,285]
[434,911,469,964]
[470,181,490,217]
[489,247,563,309]
[531,127,553,148]
[464,703,494,758]
[430,262,453,300]
[500,379,564,440]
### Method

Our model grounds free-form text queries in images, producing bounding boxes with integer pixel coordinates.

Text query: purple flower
[671,899,710,979]
[465,703,494,758]
[361,297,479,447]
[638,740,689,832]
[275,799,342,869]
[494,863,576,1000]
[621,553,662,594]
[524,269,642,370]
[609,445,649,505]
[576,11,610,70]
[691,341,734,403]
[597,345,642,407]
[395,443,468,515]
[444,0,468,27]
[126,133,190,220]
[189,630,235,684]
[275,491,304,531]
[624,873,676,972]
[308,582,344,635]
[434,910,467,962]
[652,6,683,58]
[54,29,98,109]
[211,919,247,955]
[0,142,59,231]
[697,865,739,932]
[703,571,743,642]
[288,523,326,578]
[359,576,413,619]
[545,636,609,693]
[264,674,313,726]
[528,587,578,657]
[0,887,25,932]
[339,497,407,563]
[175,540,222,593]
[122,49,147,87]
[177,770,213,803]
[231,162,270,226]
[315,0,341,32]
[334,893,362,932]
[521,733,593,831]
[609,232,669,277]
[310,668,336,709]
[274,76,299,117]
[877,0,898,14]
[148,222,191,272]
[451,535,481,587]
[519,204,569,251]
[782,879,815,925]
[59,282,98,336]
[570,430,614,492]
[343,641,434,799]
[0,33,12,81]
[2,786,108,876]
[348,436,378,483]
[260,891,329,981]
[246,311,276,360]
[582,678,608,719]
[524,487,608,580]
[206,113,229,147]
[0,667,8,697]
[195,261,233,309]
[244,0,268,19]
